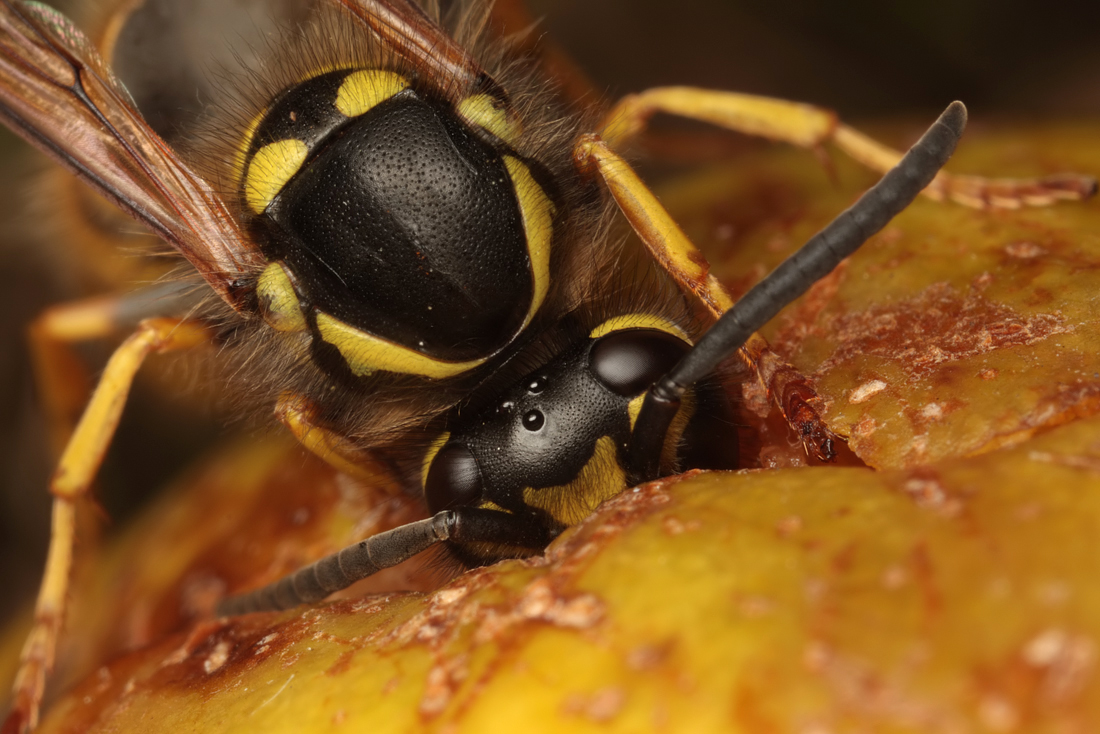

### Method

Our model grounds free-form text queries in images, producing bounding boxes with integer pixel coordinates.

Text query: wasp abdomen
[243,69,554,376]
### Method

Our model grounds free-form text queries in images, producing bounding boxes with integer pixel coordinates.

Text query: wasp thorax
[423,327,692,527]
[243,68,555,379]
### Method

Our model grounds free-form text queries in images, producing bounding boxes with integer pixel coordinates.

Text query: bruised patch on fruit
[815,283,1070,380]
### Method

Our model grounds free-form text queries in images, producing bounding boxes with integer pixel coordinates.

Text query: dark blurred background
[530,0,1100,117]
[1,0,1098,628]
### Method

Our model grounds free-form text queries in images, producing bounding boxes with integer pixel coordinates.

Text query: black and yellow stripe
[238,67,556,379]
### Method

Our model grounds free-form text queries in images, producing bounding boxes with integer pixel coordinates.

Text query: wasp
[1,0,1096,730]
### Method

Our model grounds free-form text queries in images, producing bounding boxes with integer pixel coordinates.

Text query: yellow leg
[575,134,733,319]
[275,392,394,484]
[28,284,205,456]
[5,317,208,734]
[574,133,840,462]
[599,87,1097,209]
[28,295,133,457]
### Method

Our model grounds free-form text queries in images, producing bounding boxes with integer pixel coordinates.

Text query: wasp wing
[0,0,263,308]
[335,0,509,104]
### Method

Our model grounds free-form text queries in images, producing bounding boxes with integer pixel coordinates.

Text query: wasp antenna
[675,101,966,386]
[216,513,455,616]
[628,101,968,482]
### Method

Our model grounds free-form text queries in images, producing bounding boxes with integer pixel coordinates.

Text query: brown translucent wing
[335,0,508,104]
[0,0,264,309]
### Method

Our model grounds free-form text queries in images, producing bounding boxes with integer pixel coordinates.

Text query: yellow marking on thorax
[232,107,267,185]
[421,432,451,490]
[335,70,409,117]
[245,139,308,214]
[503,156,554,331]
[457,94,522,147]
[521,436,626,527]
[257,262,307,332]
[589,314,692,342]
[316,312,486,379]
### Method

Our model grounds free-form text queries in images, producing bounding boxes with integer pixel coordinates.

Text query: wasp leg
[217,508,551,616]
[574,134,733,317]
[628,102,967,481]
[6,316,209,734]
[599,87,1097,209]
[28,282,204,455]
[575,132,841,461]
[274,392,395,484]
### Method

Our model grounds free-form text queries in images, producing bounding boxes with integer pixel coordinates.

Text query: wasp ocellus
[1,0,1096,730]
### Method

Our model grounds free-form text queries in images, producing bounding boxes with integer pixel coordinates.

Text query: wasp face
[424,325,708,536]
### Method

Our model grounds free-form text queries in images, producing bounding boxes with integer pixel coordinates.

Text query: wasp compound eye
[589,329,691,397]
[424,443,484,513]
